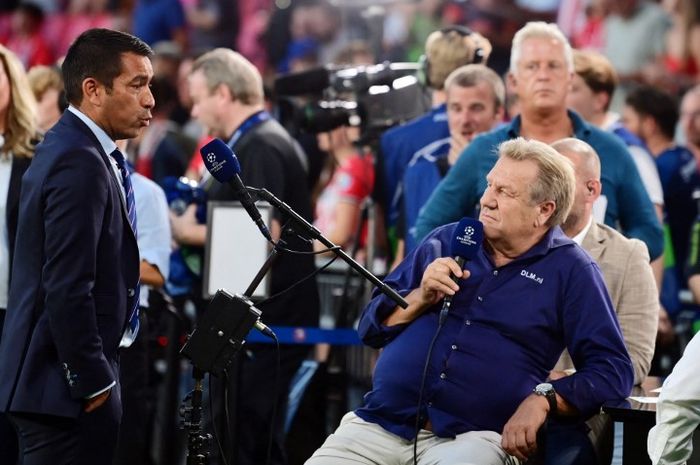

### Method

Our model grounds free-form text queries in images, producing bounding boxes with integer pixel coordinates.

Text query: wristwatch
[533,382,557,416]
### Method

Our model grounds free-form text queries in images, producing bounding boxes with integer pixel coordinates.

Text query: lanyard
[201,110,271,188]
[227,110,271,148]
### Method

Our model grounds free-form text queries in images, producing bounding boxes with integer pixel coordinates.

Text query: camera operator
[378,26,492,244]
[170,48,319,465]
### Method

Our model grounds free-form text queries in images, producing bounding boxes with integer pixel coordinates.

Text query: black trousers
[114,311,151,465]
[9,385,121,465]
[0,308,19,465]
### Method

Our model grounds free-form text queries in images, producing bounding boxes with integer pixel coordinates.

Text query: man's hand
[657,306,676,348]
[419,257,468,307]
[501,394,549,461]
[383,257,470,326]
[448,133,468,165]
[84,388,111,413]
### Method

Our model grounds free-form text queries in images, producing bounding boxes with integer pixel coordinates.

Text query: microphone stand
[247,186,408,309]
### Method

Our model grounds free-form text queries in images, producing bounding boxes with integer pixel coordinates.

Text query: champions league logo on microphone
[455,225,478,247]
[204,150,228,175]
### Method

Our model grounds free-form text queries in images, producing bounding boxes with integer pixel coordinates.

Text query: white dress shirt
[648,332,700,464]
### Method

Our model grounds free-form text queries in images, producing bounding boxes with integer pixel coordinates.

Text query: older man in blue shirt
[305,138,633,465]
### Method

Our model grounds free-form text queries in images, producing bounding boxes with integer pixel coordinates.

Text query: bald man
[549,138,659,464]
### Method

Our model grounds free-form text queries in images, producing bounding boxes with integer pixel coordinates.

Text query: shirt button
[477,296,483,302]
[440,372,446,379]
[451,344,457,350]
[127,288,135,297]
[465,320,471,326]
[493,270,498,276]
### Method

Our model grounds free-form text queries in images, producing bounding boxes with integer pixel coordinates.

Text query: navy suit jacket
[0,111,140,418]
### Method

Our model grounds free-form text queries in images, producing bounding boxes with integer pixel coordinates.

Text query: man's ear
[535,200,556,227]
[507,72,517,92]
[82,77,103,106]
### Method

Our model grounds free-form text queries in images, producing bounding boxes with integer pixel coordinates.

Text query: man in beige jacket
[550,137,659,464]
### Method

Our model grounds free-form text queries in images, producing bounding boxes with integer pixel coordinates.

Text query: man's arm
[615,239,659,384]
[43,152,116,399]
[501,390,579,461]
[414,142,482,240]
[648,332,700,465]
[551,261,634,414]
[613,144,664,260]
[358,227,453,347]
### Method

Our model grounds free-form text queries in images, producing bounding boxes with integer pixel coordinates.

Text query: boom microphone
[200,138,273,242]
[440,218,483,322]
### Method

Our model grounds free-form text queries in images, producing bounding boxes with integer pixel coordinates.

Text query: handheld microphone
[440,218,483,322]
[200,138,273,242]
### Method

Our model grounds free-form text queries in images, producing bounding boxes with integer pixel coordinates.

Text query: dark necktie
[110,148,141,340]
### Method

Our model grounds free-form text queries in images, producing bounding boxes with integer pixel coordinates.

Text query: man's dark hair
[625,85,679,140]
[62,28,153,106]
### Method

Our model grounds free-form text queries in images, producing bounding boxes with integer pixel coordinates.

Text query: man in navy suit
[0,29,153,465]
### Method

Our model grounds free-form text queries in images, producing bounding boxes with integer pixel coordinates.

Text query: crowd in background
[2,1,700,464]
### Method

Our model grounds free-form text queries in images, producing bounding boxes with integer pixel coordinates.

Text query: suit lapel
[582,222,606,262]
[63,112,136,241]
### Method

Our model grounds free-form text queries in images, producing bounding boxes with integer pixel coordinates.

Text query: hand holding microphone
[418,218,484,325]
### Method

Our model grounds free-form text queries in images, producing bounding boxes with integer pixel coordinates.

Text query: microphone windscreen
[200,138,241,184]
[451,218,483,260]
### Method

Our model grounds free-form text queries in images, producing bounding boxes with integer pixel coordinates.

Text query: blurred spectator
[26,64,65,133]
[680,84,700,164]
[622,85,699,321]
[131,76,196,185]
[333,40,375,67]
[313,121,374,254]
[396,64,504,261]
[601,0,671,111]
[237,0,271,73]
[0,42,39,465]
[379,26,491,244]
[1,2,53,69]
[567,49,664,222]
[132,0,187,51]
[151,40,182,82]
[637,0,700,96]
[184,0,239,52]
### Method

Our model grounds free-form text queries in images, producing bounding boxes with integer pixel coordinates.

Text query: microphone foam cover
[200,138,241,184]
[451,217,483,260]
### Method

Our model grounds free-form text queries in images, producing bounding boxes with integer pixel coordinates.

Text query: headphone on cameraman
[419,25,485,88]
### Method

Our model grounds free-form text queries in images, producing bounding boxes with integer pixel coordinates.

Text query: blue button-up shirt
[355,223,633,440]
[414,110,664,260]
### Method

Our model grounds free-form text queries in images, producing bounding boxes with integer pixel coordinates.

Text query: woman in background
[0,43,40,465]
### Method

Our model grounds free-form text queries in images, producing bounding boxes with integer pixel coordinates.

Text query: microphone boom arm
[247,186,408,309]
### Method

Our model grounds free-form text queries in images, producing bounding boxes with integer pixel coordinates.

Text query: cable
[413,314,445,465]
[209,373,230,465]
[265,333,281,465]
[256,254,339,308]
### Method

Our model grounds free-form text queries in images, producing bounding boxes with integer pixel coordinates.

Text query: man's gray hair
[444,64,506,111]
[191,48,264,105]
[498,137,576,227]
[509,22,574,74]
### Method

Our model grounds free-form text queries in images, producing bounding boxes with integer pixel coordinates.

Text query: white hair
[509,22,574,74]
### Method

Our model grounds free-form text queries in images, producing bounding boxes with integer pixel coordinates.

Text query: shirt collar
[505,110,592,139]
[67,106,117,156]
[571,216,594,246]
[483,225,574,266]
